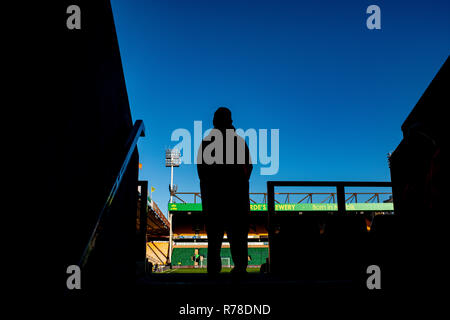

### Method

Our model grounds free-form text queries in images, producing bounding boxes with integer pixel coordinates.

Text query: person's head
[213,107,233,129]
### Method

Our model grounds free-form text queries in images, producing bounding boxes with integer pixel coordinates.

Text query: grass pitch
[161,267,261,274]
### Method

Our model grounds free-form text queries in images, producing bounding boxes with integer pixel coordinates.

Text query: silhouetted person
[197,107,252,275]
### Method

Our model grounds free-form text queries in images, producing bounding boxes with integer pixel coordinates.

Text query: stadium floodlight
[165,149,181,167]
[165,149,181,204]
[165,148,181,266]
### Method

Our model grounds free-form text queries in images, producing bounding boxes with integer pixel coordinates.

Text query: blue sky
[110,0,449,216]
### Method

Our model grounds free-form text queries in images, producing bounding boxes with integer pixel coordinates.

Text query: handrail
[79,120,145,268]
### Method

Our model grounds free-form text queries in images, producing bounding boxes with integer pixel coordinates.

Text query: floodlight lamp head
[165,148,181,167]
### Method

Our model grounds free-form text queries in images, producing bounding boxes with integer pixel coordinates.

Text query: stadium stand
[146,241,169,265]
[171,246,269,268]
[171,248,196,267]
[248,247,269,266]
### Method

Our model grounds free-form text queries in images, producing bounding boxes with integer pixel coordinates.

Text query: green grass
[161,267,261,274]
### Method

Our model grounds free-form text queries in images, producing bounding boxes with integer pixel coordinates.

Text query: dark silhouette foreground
[197,107,252,275]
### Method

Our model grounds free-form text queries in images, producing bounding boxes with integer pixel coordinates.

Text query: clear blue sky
[110,0,449,216]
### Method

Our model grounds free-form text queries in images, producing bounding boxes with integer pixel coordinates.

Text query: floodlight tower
[165,148,180,265]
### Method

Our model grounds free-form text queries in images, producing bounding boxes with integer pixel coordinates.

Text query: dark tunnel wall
[390,57,447,218]
[388,56,448,291]
[31,0,139,291]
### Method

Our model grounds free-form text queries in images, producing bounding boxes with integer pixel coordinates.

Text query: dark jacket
[197,126,252,223]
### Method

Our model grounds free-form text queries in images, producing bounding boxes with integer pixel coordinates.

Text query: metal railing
[171,191,392,205]
[79,120,145,268]
[266,181,392,215]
